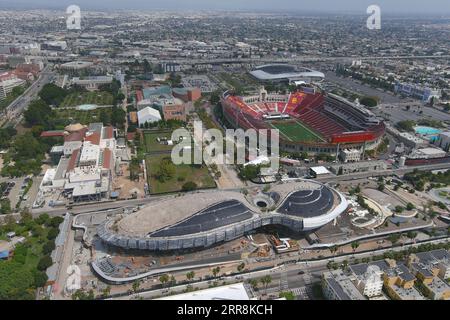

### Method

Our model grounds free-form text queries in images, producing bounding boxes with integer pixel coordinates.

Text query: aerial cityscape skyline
[0,0,449,14]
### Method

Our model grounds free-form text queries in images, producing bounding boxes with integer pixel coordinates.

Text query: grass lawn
[146,154,216,194]
[270,120,324,142]
[53,107,113,125]
[60,91,114,107]
[144,130,174,153]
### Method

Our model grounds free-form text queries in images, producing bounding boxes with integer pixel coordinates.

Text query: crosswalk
[279,272,289,291]
[290,286,312,300]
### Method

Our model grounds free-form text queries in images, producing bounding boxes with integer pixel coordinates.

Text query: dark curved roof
[149,200,253,237]
[257,64,297,74]
[277,187,334,218]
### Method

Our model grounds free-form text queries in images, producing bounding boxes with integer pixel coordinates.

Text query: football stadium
[97,180,348,251]
[221,87,386,155]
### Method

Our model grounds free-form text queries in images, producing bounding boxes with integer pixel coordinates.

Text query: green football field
[270,121,324,142]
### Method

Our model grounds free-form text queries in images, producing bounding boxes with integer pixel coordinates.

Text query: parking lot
[0,176,41,211]
[375,104,450,124]
[325,71,404,104]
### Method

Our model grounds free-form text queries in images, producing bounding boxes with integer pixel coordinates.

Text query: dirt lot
[112,163,145,199]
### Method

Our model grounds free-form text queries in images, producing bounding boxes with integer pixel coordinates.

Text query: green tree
[279,291,295,300]
[102,286,111,298]
[260,275,272,292]
[99,109,111,125]
[47,228,59,240]
[42,241,56,255]
[23,99,54,128]
[351,241,360,252]
[37,255,53,271]
[248,278,259,290]
[132,280,140,293]
[159,274,170,287]
[33,271,48,288]
[155,157,176,182]
[0,198,11,214]
[407,231,418,240]
[238,165,260,181]
[329,245,339,256]
[186,271,195,281]
[237,263,245,272]
[38,83,68,106]
[212,267,221,278]
[182,181,198,192]
[359,96,379,108]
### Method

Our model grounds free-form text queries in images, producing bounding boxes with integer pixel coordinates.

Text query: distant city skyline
[0,0,449,15]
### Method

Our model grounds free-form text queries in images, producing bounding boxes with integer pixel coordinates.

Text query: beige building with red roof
[38,123,119,203]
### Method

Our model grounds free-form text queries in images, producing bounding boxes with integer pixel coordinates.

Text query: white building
[340,148,362,163]
[71,76,113,91]
[408,147,447,160]
[37,123,117,204]
[351,265,384,298]
[137,107,162,127]
[435,132,450,152]
[322,270,366,300]
[0,77,26,100]
[157,283,252,300]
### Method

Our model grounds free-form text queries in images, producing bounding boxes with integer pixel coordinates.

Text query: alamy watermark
[367,5,381,30]
[66,5,81,30]
[66,265,81,292]
[171,121,280,175]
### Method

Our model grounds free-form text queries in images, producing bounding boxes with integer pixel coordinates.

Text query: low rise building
[0,77,26,100]
[71,76,113,91]
[383,262,424,300]
[349,262,385,298]
[37,123,117,204]
[394,82,440,103]
[329,160,387,175]
[322,270,366,300]
[163,103,186,122]
[339,148,362,163]
[137,106,162,127]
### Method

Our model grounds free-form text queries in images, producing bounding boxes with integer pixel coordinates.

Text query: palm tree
[329,245,338,256]
[248,278,259,291]
[351,241,360,252]
[260,275,272,293]
[159,274,170,287]
[212,267,220,278]
[237,263,245,273]
[186,271,195,282]
[132,280,140,293]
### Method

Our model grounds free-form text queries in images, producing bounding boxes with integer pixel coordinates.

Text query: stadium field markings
[270,121,324,143]
[269,122,293,142]
[293,120,326,142]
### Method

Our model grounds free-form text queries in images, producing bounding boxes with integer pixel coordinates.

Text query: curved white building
[97,180,348,251]
[249,64,325,83]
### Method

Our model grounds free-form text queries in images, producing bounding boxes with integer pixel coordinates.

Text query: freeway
[3,65,55,127]
[159,55,450,66]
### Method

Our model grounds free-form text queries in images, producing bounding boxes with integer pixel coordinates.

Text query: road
[3,65,55,127]
[31,161,450,217]
[110,236,450,300]
[159,55,450,66]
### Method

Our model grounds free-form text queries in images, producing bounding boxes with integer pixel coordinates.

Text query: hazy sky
[0,0,449,15]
